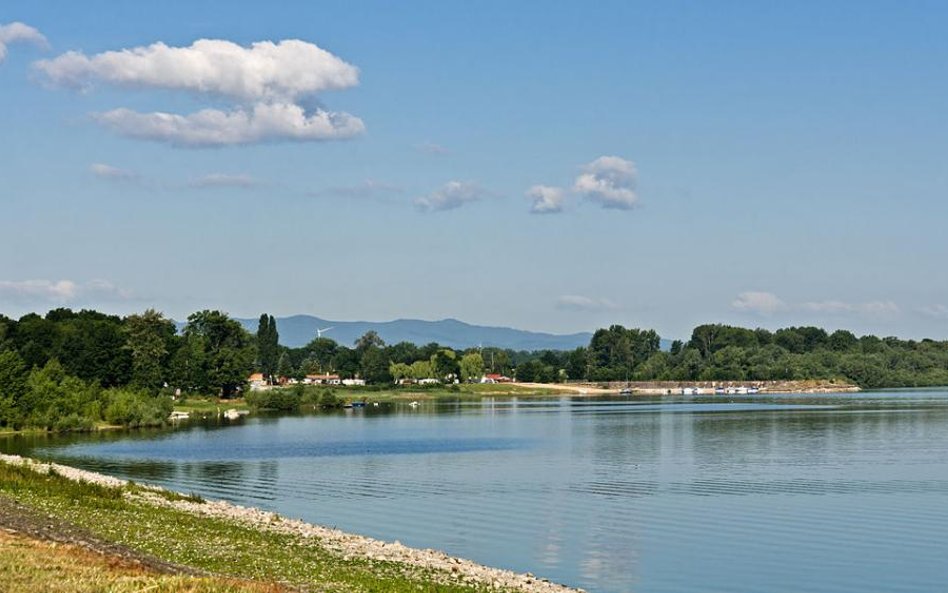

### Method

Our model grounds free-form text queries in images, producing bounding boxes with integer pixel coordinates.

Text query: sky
[2,1,948,340]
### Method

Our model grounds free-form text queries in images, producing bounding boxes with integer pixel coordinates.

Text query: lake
[4,391,948,593]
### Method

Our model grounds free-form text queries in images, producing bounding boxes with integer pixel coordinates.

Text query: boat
[619,387,633,396]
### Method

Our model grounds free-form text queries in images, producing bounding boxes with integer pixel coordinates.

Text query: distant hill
[233,315,595,351]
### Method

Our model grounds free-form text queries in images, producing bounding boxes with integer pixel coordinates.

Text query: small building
[248,373,268,391]
[342,378,366,387]
[306,373,341,385]
[481,373,513,384]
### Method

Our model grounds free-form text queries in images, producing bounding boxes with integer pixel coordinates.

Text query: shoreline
[509,379,860,395]
[0,453,582,593]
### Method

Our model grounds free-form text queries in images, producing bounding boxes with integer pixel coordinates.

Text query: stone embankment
[0,454,582,593]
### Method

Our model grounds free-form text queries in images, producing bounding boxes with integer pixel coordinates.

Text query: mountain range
[233,315,594,351]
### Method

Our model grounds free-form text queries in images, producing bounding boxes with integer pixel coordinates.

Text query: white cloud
[414,181,485,212]
[35,37,363,146]
[573,156,638,210]
[188,173,259,189]
[92,103,364,147]
[34,39,358,101]
[555,295,619,312]
[526,185,566,214]
[416,141,450,155]
[732,291,787,315]
[733,291,900,317]
[90,162,138,181]
[0,22,47,63]
[311,179,403,198]
[0,279,131,304]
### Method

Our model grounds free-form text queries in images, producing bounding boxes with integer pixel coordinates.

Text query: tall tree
[459,352,485,383]
[355,331,385,352]
[0,350,28,427]
[256,314,280,383]
[124,309,175,392]
[184,310,253,397]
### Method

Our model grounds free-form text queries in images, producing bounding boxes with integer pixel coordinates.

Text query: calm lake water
[4,391,948,593]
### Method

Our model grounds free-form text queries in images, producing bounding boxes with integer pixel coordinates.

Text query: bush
[103,389,173,428]
[318,389,342,410]
[245,388,300,412]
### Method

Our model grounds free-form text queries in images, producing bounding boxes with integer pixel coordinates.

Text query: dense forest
[2,307,948,431]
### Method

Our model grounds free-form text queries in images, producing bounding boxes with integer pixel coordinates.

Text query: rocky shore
[0,453,581,593]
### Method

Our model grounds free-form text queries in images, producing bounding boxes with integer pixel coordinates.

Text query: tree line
[2,307,948,431]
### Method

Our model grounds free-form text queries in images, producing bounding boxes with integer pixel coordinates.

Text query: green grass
[0,460,498,593]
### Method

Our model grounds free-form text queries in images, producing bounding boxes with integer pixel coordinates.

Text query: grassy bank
[0,456,572,593]
[0,530,286,593]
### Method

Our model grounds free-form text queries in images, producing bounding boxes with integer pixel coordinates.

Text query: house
[248,373,268,391]
[342,378,366,386]
[481,373,513,384]
[305,373,341,385]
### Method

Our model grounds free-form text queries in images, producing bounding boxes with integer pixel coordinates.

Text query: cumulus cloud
[733,291,900,317]
[555,295,619,312]
[0,22,47,63]
[526,185,566,214]
[0,279,132,304]
[573,156,638,209]
[310,179,403,199]
[188,173,259,189]
[34,39,358,101]
[92,103,364,147]
[90,162,138,181]
[732,291,787,315]
[35,38,363,146]
[414,181,486,212]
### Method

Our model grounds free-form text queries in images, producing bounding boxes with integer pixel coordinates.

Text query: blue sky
[2,1,947,340]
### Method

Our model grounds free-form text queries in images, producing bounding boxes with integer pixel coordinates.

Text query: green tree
[389,362,412,383]
[459,352,484,382]
[361,346,392,384]
[565,347,587,380]
[355,331,385,352]
[0,350,28,427]
[430,349,458,381]
[304,337,338,373]
[409,359,434,380]
[256,314,279,383]
[183,311,253,397]
[277,351,295,379]
[124,309,175,392]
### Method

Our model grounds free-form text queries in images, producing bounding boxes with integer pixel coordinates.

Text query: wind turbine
[316,327,334,338]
